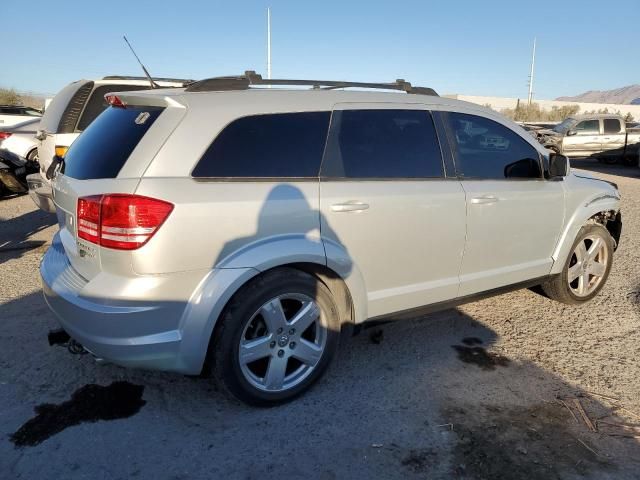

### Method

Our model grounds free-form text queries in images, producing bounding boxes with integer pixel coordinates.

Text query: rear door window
[62,106,163,180]
[192,112,330,178]
[603,118,622,134]
[445,112,542,179]
[76,85,152,131]
[321,109,443,178]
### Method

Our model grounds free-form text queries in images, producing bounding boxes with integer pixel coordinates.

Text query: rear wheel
[541,224,614,304]
[213,268,340,406]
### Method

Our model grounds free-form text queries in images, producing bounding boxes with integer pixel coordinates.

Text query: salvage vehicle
[0,105,42,127]
[534,114,640,165]
[40,72,622,405]
[29,76,191,212]
[0,118,40,161]
[0,148,39,196]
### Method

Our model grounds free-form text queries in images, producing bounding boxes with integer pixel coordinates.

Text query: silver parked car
[41,72,622,405]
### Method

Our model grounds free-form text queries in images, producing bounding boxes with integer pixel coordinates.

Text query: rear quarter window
[192,112,331,178]
[62,106,163,180]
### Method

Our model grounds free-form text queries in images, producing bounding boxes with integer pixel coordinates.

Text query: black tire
[213,268,340,406]
[540,224,614,304]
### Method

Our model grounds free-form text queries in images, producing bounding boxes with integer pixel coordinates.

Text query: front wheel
[213,268,340,406]
[541,224,614,304]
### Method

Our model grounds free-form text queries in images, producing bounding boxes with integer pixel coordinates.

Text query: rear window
[76,85,152,131]
[192,112,331,178]
[62,106,163,180]
[603,118,622,134]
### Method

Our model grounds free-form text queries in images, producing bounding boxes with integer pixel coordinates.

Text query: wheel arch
[197,260,364,376]
[551,199,621,275]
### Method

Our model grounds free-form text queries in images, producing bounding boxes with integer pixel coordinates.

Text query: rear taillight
[0,132,12,140]
[77,194,173,250]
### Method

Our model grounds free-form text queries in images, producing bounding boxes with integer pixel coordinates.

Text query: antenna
[123,35,159,89]
[527,37,536,106]
[267,8,272,82]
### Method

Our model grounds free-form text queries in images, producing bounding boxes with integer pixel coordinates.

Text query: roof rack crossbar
[102,75,195,84]
[185,71,438,96]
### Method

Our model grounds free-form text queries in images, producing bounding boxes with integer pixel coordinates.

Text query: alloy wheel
[567,234,609,297]
[238,293,327,393]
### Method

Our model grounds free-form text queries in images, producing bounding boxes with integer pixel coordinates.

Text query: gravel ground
[1,162,639,479]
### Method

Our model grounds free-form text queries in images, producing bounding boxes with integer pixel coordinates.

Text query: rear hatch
[52,92,186,280]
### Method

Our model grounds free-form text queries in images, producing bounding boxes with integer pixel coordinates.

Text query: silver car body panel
[40,87,621,374]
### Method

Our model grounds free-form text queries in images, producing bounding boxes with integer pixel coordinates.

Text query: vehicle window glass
[76,85,151,131]
[574,120,600,134]
[603,119,622,134]
[192,112,330,178]
[322,109,443,178]
[446,112,541,179]
[62,106,163,180]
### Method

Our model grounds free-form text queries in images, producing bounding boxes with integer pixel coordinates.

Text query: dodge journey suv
[41,72,622,405]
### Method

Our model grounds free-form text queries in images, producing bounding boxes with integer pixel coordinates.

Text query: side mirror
[548,153,569,178]
[566,129,577,136]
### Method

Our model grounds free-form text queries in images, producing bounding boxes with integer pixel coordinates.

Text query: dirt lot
[1,162,639,479]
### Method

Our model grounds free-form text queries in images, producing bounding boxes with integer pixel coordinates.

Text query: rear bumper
[27,173,56,213]
[40,234,233,374]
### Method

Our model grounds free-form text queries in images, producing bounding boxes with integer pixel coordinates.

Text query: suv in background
[0,105,42,127]
[40,72,622,405]
[28,76,190,212]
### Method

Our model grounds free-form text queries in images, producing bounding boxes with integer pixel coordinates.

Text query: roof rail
[185,70,438,96]
[102,75,194,84]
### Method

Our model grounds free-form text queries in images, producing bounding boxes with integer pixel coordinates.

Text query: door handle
[470,195,499,205]
[331,201,370,213]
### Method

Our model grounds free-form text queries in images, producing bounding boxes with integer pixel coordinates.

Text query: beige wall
[445,94,640,119]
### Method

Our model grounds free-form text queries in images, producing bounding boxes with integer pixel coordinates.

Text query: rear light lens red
[105,94,127,108]
[0,132,12,140]
[77,194,173,250]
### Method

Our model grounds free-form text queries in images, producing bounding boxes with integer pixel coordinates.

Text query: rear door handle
[331,201,370,213]
[470,195,499,205]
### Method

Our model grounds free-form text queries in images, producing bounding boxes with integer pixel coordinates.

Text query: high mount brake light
[105,94,127,108]
[77,194,173,250]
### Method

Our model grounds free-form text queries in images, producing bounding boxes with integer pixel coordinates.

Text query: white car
[30,76,190,211]
[0,118,40,160]
[0,105,42,128]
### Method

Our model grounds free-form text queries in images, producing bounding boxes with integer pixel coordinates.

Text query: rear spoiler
[103,91,186,109]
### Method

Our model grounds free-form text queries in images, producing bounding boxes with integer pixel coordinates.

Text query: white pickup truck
[534,114,640,166]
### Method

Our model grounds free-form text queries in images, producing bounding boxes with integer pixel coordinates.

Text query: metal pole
[267,8,272,81]
[527,37,536,106]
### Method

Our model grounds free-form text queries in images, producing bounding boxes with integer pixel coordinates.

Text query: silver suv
[41,72,622,405]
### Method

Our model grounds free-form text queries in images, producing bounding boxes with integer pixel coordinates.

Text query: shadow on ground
[0,207,56,265]
[1,290,639,479]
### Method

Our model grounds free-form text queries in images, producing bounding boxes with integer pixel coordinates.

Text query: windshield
[553,118,576,133]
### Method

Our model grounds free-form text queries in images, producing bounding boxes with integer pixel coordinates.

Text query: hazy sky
[3,0,637,99]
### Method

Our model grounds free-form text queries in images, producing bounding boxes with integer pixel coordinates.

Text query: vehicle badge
[135,112,151,125]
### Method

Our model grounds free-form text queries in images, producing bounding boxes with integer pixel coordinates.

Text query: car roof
[571,113,625,121]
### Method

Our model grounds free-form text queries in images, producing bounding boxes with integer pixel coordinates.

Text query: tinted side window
[63,106,163,180]
[192,112,330,178]
[322,109,443,178]
[446,112,541,179]
[76,85,152,131]
[603,118,622,134]
[575,120,600,134]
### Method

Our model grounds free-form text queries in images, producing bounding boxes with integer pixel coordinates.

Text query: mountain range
[556,85,640,105]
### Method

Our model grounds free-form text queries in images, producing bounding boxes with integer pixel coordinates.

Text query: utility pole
[527,37,536,106]
[267,7,272,81]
